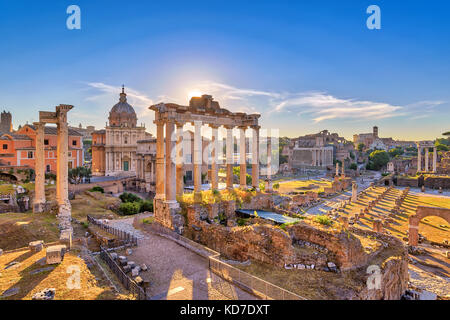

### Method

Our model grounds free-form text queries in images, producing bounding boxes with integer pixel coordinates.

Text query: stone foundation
[153,198,185,234]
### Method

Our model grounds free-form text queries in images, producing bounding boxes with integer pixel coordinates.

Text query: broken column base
[154,199,185,234]
[32,201,47,214]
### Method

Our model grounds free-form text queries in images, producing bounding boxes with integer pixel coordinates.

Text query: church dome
[108,86,137,127]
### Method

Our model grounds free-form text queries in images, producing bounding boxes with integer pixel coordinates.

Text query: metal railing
[87,215,138,247]
[209,256,306,300]
[99,247,149,300]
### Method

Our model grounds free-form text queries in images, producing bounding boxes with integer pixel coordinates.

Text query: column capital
[175,121,185,128]
[208,124,220,129]
[154,119,165,126]
[238,125,247,131]
[250,125,261,130]
[224,125,234,130]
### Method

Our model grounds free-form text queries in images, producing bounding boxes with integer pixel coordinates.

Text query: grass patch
[314,215,333,226]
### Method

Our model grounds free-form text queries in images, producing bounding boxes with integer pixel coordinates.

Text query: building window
[186,170,193,181]
[46,165,51,172]
[72,140,77,146]
[27,151,33,158]
[68,151,72,157]
[2,144,7,150]
[44,139,49,145]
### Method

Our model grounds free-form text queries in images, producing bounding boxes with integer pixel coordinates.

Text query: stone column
[226,126,234,190]
[55,105,72,231]
[210,125,219,190]
[352,182,357,202]
[425,148,429,172]
[336,162,339,176]
[155,118,165,200]
[266,134,273,192]
[165,120,177,205]
[239,126,247,188]
[415,147,421,172]
[433,147,437,172]
[321,149,325,167]
[33,122,46,213]
[193,121,202,200]
[251,126,260,190]
[312,149,316,167]
[176,123,184,196]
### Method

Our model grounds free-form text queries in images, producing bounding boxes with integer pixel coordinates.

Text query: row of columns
[417,146,437,172]
[311,148,333,167]
[155,118,262,204]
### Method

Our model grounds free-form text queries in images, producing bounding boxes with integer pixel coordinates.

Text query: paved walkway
[108,217,257,300]
[107,216,150,241]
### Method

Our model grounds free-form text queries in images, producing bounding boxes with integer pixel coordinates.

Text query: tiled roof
[0,133,32,140]
[26,124,83,136]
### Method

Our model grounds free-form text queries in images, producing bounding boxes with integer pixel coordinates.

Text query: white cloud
[84,81,446,127]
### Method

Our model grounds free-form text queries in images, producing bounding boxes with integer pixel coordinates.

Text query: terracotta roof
[0,133,32,141]
[26,124,83,136]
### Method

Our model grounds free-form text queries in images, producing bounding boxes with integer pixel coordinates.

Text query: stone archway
[408,206,450,246]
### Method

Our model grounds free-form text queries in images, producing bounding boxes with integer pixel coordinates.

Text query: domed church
[91,86,150,177]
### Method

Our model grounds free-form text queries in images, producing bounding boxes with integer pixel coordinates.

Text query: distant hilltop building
[283,130,354,169]
[0,111,12,133]
[353,126,415,151]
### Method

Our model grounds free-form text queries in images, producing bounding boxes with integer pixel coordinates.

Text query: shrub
[140,200,153,212]
[142,217,154,224]
[314,215,333,226]
[119,192,141,203]
[119,202,141,215]
[237,218,249,226]
[273,183,280,190]
[89,186,104,193]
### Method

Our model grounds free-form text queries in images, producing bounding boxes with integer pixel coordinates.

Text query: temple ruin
[33,105,73,232]
[149,95,265,231]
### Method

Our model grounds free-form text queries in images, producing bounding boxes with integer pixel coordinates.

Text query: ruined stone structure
[149,95,261,231]
[33,105,73,232]
[416,141,437,173]
[135,137,156,193]
[408,206,450,246]
[284,130,357,168]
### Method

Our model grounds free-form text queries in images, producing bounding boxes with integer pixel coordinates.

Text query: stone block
[59,229,72,249]
[29,240,44,253]
[131,267,140,277]
[46,245,66,264]
[32,288,56,300]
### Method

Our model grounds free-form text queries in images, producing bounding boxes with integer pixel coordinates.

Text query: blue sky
[0,0,449,140]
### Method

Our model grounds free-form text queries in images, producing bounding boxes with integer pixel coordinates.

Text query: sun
[188,90,202,100]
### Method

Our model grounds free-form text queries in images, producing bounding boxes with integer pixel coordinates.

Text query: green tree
[349,163,357,170]
[388,147,403,158]
[357,143,365,152]
[68,166,91,184]
[368,150,390,171]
